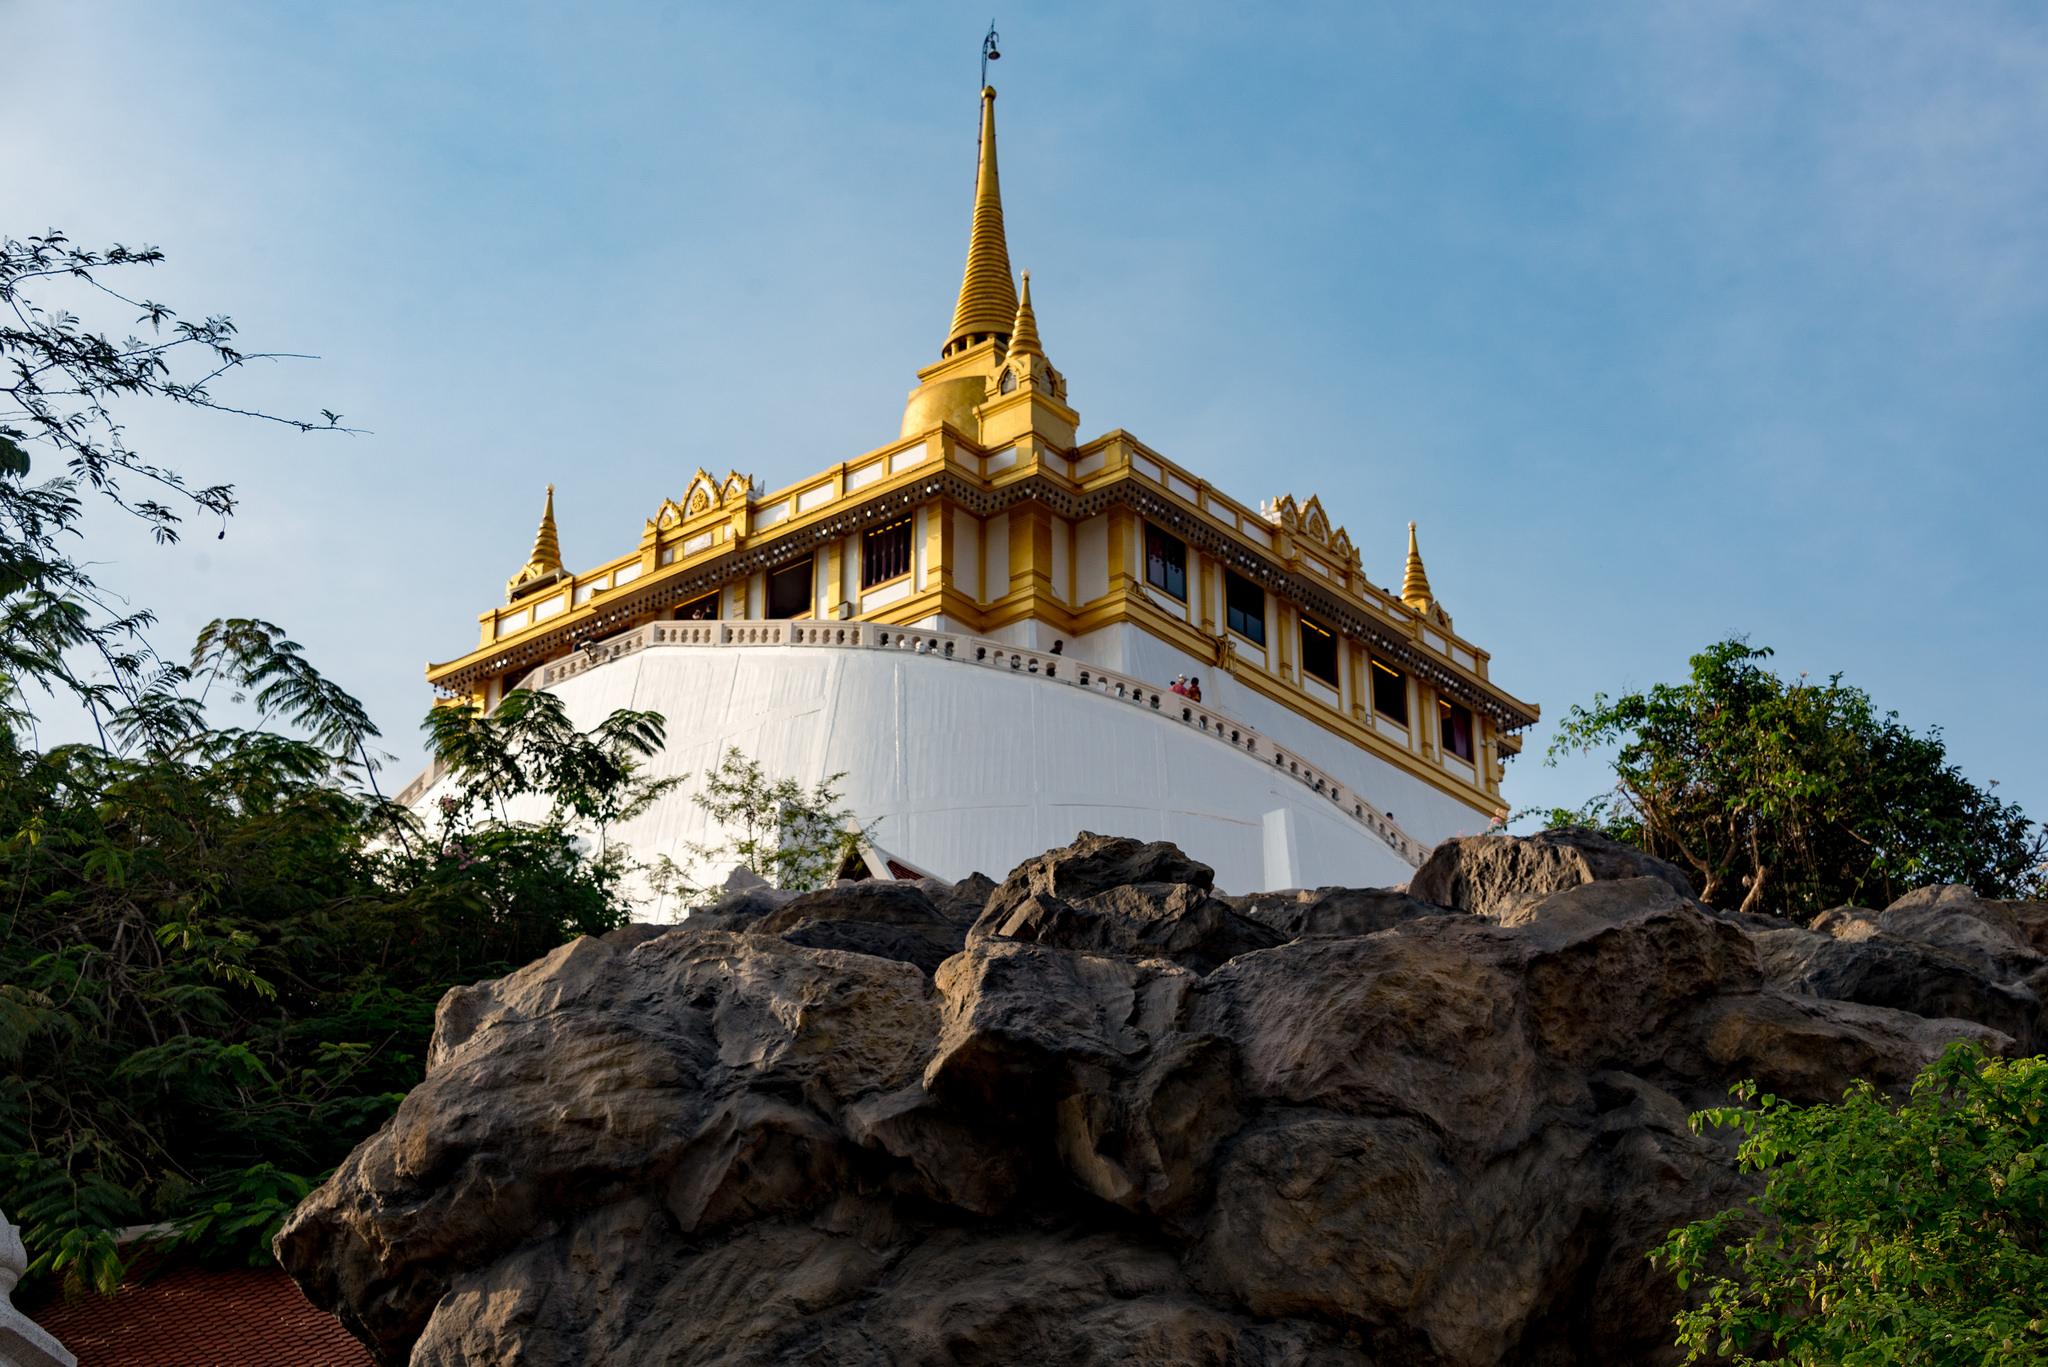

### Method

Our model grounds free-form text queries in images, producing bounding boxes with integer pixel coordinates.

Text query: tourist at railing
[1169,674,1189,697]
[1186,676,1202,703]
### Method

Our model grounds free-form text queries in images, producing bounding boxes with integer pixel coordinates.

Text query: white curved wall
[422,643,1473,909]
[1037,621,1499,845]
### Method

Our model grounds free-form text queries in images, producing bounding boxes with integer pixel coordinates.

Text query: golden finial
[943,85,1019,357]
[1401,520,1434,613]
[507,484,565,598]
[1008,269,1043,360]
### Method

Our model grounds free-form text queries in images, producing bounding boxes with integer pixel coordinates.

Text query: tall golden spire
[1401,521,1434,612]
[507,485,565,598]
[943,86,1019,357]
[1008,269,1042,360]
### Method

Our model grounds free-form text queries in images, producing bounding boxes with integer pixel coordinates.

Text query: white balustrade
[476,618,1431,867]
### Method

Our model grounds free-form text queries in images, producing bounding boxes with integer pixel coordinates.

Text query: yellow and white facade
[418,87,1538,897]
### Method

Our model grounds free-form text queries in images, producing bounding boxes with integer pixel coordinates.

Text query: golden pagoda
[419,84,1538,891]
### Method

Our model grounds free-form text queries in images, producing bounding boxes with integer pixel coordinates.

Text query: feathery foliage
[0,623,660,1298]
[1655,1044,2048,1366]
[0,235,668,1299]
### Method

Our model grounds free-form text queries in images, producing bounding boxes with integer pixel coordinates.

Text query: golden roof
[1401,520,1433,612]
[1008,269,1043,360]
[944,87,1019,357]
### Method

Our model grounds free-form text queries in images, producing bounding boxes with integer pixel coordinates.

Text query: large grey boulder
[1750,884,2046,1053]
[1409,826,1697,922]
[1879,885,2047,982]
[279,841,2007,1367]
[757,881,967,975]
[972,881,1282,975]
[1238,885,1451,939]
[1983,898,2048,954]
[1755,926,2040,1053]
[974,831,1217,930]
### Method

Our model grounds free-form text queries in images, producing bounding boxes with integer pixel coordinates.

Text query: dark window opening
[862,517,913,588]
[675,591,720,621]
[1371,659,1408,725]
[1439,699,1475,762]
[1144,524,1187,601]
[1225,571,1265,646]
[1299,618,1339,688]
[767,558,814,620]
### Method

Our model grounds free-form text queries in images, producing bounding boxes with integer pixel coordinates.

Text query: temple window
[767,557,814,619]
[1298,618,1339,688]
[999,369,1016,394]
[862,517,913,588]
[1224,571,1265,646]
[675,591,719,622]
[1439,699,1475,762]
[1372,658,1409,725]
[1144,524,1187,601]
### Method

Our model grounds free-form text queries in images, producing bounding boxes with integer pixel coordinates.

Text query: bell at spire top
[1401,521,1434,613]
[943,85,1019,358]
[507,485,567,599]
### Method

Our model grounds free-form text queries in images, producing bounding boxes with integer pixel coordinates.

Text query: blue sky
[5,2,2045,825]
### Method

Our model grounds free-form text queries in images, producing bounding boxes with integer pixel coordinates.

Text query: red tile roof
[28,1264,372,1367]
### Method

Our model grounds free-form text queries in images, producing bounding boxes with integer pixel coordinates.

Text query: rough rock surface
[1409,826,1697,922]
[1758,885,2045,1051]
[755,882,967,977]
[1237,886,1447,940]
[279,831,2012,1367]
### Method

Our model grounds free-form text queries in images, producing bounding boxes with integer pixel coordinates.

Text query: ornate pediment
[652,470,757,534]
[1264,492,1362,570]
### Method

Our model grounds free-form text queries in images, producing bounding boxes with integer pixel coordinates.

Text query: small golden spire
[943,86,1019,357]
[1008,269,1043,360]
[1401,520,1434,612]
[507,484,565,597]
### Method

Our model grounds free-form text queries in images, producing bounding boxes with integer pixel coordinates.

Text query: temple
[414,86,1539,896]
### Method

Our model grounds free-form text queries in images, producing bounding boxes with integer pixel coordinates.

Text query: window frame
[861,517,914,590]
[1371,658,1409,725]
[1143,523,1188,602]
[1224,570,1266,647]
[1439,698,1476,763]
[766,557,815,620]
[1298,617,1339,689]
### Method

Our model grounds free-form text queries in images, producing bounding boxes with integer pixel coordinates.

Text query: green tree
[1543,639,2044,917]
[0,234,672,1298]
[0,629,662,1298]
[422,686,679,858]
[663,747,866,902]
[1653,1044,2048,1366]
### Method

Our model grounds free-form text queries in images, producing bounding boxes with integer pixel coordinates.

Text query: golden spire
[507,484,564,597]
[1401,520,1434,612]
[943,86,1019,357]
[1008,269,1042,360]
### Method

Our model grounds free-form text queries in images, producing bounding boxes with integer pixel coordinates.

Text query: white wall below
[1064,622,1493,843]
[424,643,1443,911]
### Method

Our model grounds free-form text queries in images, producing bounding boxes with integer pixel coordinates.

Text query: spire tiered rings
[943,87,1019,358]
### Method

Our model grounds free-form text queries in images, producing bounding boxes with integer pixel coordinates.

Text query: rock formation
[277,830,2032,1367]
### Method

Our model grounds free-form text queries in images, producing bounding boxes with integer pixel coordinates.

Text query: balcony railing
[410,619,1433,868]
